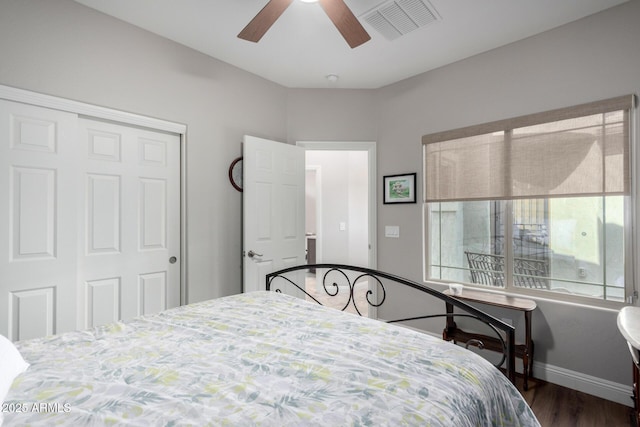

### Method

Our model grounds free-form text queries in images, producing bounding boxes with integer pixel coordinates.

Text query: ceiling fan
[238,0,371,49]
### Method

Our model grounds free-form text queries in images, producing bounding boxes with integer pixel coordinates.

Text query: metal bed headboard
[266,263,517,385]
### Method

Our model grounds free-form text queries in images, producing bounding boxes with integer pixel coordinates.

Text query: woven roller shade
[423,95,634,202]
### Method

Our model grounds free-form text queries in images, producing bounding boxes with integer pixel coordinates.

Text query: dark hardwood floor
[516,376,634,427]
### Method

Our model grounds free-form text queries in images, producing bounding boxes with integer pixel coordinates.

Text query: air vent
[362,0,439,41]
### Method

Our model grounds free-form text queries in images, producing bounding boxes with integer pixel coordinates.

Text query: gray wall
[286,89,378,142]
[372,0,640,387]
[0,0,288,303]
[2,0,639,397]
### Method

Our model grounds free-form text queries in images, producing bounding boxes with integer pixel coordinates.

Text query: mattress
[3,291,539,426]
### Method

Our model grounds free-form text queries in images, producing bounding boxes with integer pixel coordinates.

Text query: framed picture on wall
[383,173,417,204]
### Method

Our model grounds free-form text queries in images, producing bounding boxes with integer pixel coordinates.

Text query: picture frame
[383,173,416,204]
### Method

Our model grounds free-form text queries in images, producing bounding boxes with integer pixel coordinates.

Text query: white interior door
[0,100,79,340]
[77,118,181,326]
[242,135,305,293]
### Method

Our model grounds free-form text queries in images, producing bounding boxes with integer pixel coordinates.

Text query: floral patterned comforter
[4,291,539,426]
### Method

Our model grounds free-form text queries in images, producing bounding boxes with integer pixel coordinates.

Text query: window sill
[425,279,627,313]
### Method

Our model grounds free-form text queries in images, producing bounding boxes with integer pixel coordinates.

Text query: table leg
[529,340,534,379]
[443,301,456,342]
[524,310,533,391]
[634,363,640,425]
[522,352,529,391]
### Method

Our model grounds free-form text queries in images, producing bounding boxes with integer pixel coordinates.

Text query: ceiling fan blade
[318,0,371,48]
[238,0,294,43]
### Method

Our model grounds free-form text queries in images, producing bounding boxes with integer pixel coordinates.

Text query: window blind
[423,95,634,202]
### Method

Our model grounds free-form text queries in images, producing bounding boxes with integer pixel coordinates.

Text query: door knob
[169,256,177,264]
[247,250,263,258]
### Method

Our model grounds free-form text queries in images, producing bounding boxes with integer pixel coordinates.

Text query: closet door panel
[78,118,180,326]
[0,99,79,340]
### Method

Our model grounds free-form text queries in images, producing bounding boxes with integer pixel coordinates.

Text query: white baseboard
[531,361,634,407]
[393,326,633,407]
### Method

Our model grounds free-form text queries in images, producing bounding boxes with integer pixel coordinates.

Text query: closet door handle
[247,250,263,258]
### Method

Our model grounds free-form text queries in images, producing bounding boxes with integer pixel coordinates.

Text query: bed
[2,264,539,426]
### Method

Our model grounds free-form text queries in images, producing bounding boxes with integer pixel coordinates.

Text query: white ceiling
[73,0,628,89]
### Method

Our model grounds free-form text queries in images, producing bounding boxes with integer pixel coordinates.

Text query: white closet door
[77,118,180,327]
[0,100,79,340]
[0,99,181,340]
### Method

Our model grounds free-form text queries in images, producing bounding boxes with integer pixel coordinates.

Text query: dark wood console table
[443,289,537,390]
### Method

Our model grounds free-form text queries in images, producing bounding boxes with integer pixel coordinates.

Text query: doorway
[298,141,377,315]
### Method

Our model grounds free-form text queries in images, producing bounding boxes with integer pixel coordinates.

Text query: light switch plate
[385,225,400,238]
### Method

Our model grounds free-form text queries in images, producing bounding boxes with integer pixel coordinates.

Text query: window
[423,95,635,306]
